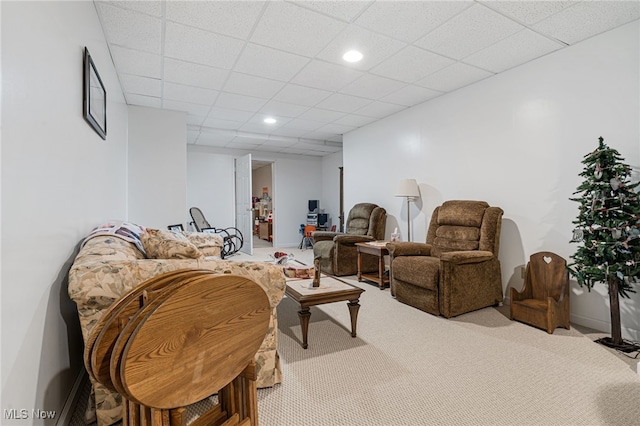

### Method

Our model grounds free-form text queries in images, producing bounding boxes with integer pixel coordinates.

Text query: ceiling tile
[333,114,378,127]
[339,74,406,100]
[233,136,269,145]
[164,22,245,69]
[264,137,298,147]
[268,127,310,138]
[206,107,254,123]
[316,26,406,70]
[166,1,265,39]
[355,101,406,118]
[196,130,236,146]
[355,1,473,42]
[126,93,161,109]
[163,82,218,105]
[316,93,372,114]
[316,123,357,135]
[100,1,162,17]
[214,92,268,112]
[251,1,346,56]
[187,130,199,144]
[110,45,161,78]
[97,2,162,53]
[272,84,332,107]
[162,100,211,117]
[416,62,494,92]
[259,100,309,118]
[186,115,206,126]
[481,1,576,25]
[464,29,563,73]
[381,85,442,107]
[298,108,347,122]
[532,1,640,45]
[299,131,339,141]
[415,3,524,60]
[239,122,283,134]
[292,1,371,21]
[121,74,161,97]
[291,60,364,92]
[228,142,262,150]
[222,73,285,99]
[202,117,244,130]
[370,46,454,83]
[234,43,310,82]
[163,58,229,91]
[282,118,324,131]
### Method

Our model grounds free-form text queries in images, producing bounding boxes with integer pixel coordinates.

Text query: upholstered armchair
[313,203,387,276]
[387,200,504,318]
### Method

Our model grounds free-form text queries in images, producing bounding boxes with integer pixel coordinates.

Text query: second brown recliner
[313,203,387,276]
[387,200,504,318]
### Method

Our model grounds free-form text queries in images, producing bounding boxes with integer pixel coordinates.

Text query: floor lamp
[395,179,420,242]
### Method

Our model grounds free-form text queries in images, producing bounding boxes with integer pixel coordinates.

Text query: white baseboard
[56,369,87,426]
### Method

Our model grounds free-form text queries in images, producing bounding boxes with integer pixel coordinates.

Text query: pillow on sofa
[141,229,204,259]
[183,231,224,257]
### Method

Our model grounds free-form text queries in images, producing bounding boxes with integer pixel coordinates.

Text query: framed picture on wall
[167,224,184,232]
[83,47,107,140]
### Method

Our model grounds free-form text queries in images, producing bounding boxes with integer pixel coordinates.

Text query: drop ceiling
[96,1,639,157]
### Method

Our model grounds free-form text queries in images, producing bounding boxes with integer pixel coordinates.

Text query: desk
[355,242,389,290]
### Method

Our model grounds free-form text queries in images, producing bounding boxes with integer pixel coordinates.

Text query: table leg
[357,250,363,282]
[378,254,385,290]
[297,307,311,349]
[347,299,360,338]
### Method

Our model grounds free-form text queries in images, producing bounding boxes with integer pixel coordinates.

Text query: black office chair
[189,207,243,258]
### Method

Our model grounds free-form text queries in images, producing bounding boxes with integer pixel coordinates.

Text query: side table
[355,241,389,290]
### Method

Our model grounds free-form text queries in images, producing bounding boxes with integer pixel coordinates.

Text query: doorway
[252,160,274,248]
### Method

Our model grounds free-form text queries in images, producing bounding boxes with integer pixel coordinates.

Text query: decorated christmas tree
[569,137,640,351]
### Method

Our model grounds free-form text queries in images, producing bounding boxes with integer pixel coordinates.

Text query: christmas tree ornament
[571,229,584,242]
[610,178,621,190]
[594,162,603,179]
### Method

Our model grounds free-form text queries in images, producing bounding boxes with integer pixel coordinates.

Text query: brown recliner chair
[313,203,387,276]
[387,200,503,318]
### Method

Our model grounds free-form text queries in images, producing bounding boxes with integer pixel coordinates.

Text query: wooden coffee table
[355,241,390,290]
[285,276,364,349]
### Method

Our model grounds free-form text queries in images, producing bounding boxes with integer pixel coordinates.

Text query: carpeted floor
[71,246,640,426]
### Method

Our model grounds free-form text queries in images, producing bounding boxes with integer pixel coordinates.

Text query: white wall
[128,106,187,229]
[186,146,236,230]
[321,151,343,230]
[344,21,640,340]
[1,1,128,421]
[272,157,323,247]
[252,164,272,199]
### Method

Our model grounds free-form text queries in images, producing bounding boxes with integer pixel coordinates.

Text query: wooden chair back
[526,251,568,302]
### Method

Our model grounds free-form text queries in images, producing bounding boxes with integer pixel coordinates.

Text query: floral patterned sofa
[68,222,286,426]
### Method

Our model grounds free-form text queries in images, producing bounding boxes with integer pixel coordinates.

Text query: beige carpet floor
[72,246,640,426]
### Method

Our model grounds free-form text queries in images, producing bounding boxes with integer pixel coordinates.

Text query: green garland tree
[569,137,640,351]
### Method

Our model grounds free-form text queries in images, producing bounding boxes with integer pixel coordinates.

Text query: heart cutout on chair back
[543,256,552,264]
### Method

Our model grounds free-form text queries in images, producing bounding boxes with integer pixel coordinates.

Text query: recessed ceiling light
[264,117,277,124]
[343,50,363,63]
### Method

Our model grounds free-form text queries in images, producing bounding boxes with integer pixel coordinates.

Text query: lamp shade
[395,179,420,198]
